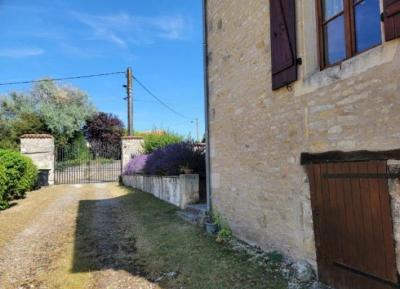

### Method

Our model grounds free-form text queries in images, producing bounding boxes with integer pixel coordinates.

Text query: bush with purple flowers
[143,142,205,176]
[124,154,149,175]
[123,142,205,176]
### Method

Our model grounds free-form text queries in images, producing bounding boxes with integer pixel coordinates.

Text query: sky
[0,0,205,139]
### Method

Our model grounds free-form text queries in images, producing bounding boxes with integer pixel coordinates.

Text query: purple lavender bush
[123,154,149,175]
[143,142,205,176]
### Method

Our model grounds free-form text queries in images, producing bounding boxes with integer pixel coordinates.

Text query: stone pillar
[20,134,55,185]
[179,174,200,209]
[121,136,144,173]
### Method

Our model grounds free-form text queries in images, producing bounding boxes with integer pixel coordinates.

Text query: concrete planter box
[122,174,199,209]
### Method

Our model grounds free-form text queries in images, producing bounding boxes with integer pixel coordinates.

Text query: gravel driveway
[0,183,160,289]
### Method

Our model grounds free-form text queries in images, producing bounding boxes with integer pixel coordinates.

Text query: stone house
[203,0,400,287]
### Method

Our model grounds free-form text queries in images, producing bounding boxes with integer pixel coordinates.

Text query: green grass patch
[121,187,288,289]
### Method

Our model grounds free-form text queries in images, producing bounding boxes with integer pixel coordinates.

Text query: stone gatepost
[121,136,144,173]
[20,134,55,185]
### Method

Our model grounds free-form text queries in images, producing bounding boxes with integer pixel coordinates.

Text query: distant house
[203,0,400,288]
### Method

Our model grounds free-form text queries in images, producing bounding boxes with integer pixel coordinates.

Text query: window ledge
[294,40,399,97]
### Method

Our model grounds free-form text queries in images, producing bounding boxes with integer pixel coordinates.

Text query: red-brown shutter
[383,0,400,41]
[269,0,297,90]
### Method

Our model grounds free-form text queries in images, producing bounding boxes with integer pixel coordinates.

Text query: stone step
[177,210,199,225]
[177,203,208,226]
[185,203,207,215]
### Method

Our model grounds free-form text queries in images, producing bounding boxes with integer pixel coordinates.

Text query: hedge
[141,131,182,154]
[0,164,8,209]
[0,149,38,203]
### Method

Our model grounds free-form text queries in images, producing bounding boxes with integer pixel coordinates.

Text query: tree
[32,80,96,145]
[83,112,124,151]
[0,93,48,149]
[0,79,96,147]
[0,92,36,121]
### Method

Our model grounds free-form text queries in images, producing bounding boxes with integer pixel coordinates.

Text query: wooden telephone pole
[125,67,133,136]
[195,118,199,142]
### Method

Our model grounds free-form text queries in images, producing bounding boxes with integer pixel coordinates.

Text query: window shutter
[269,0,297,90]
[383,0,400,41]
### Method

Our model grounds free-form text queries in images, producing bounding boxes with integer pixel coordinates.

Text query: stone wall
[122,174,199,209]
[20,134,55,185]
[121,136,144,173]
[206,0,400,267]
[387,161,400,273]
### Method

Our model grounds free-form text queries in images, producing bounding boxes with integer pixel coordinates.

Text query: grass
[119,187,288,289]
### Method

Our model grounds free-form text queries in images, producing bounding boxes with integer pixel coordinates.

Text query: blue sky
[0,0,204,139]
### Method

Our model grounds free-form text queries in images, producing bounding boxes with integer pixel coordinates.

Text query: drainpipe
[202,0,212,213]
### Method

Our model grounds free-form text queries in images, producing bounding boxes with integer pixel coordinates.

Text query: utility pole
[195,118,199,142]
[125,67,133,136]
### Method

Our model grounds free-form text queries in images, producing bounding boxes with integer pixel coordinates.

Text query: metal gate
[55,142,121,184]
[306,161,398,289]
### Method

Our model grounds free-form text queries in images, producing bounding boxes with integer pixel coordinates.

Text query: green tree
[0,92,36,121]
[0,92,48,149]
[32,80,96,145]
[0,80,96,147]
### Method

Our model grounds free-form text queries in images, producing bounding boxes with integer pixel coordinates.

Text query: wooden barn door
[306,161,399,289]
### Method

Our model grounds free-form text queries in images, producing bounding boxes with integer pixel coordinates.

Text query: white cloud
[70,11,188,47]
[0,48,44,58]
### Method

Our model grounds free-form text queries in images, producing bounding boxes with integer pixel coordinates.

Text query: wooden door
[306,161,399,289]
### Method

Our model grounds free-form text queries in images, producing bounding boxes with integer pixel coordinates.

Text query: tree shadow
[71,188,287,289]
[71,193,158,285]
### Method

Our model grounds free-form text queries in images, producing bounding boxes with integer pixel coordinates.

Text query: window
[317,0,382,68]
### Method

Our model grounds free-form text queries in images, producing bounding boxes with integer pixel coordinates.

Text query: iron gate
[306,161,398,289]
[55,142,121,184]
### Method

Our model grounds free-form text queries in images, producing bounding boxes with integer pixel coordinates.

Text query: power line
[0,70,196,123]
[133,76,193,121]
[0,71,125,86]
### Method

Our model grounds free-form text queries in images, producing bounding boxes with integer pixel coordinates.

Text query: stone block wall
[122,174,199,209]
[20,134,55,185]
[206,0,400,267]
[387,161,400,273]
[121,136,144,172]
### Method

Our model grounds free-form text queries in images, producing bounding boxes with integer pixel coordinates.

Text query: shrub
[142,131,182,154]
[124,154,149,175]
[16,155,37,194]
[69,132,90,160]
[0,164,9,209]
[0,149,38,200]
[143,142,205,176]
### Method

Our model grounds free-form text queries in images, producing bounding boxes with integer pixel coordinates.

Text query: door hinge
[381,12,385,22]
[296,58,302,66]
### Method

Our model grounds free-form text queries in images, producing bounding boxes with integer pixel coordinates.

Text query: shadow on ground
[71,186,287,289]
[72,192,151,277]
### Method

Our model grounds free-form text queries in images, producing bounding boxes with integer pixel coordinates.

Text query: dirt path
[0,183,159,289]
